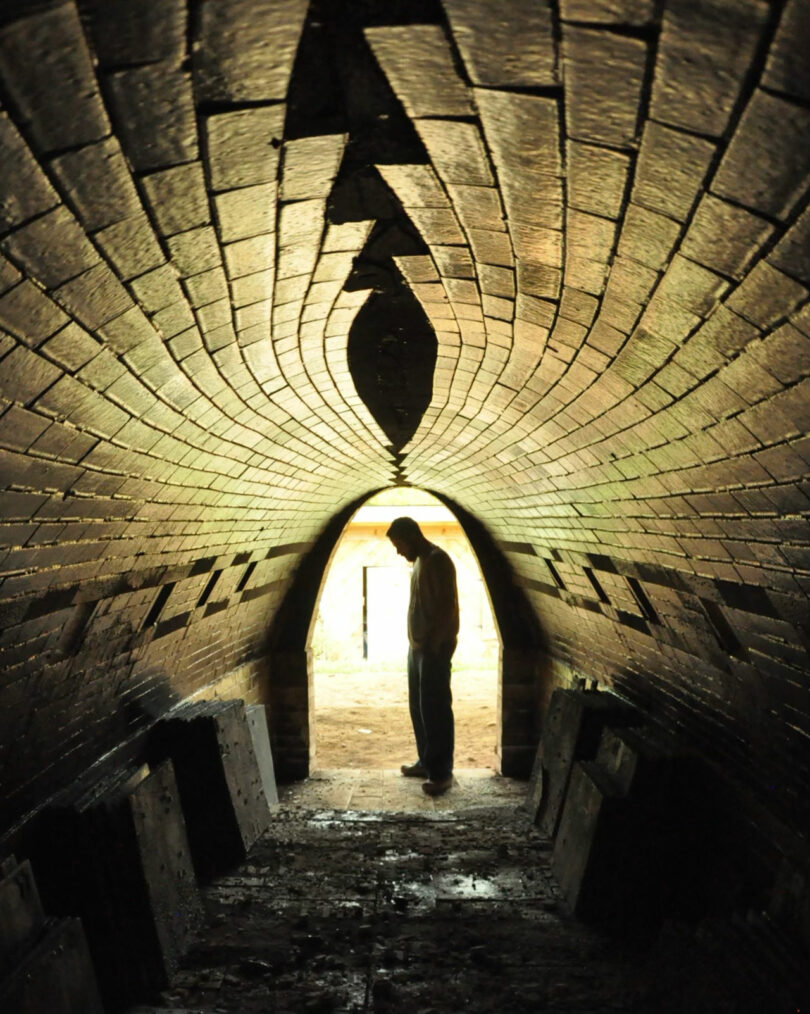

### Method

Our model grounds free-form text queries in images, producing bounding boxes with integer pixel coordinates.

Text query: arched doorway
[309,488,500,770]
[264,489,550,782]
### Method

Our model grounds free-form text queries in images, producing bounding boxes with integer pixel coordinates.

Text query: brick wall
[0,0,808,871]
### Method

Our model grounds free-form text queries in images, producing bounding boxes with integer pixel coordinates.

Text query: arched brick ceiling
[0,1,809,836]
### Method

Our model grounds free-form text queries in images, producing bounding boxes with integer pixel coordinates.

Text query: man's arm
[419,551,459,652]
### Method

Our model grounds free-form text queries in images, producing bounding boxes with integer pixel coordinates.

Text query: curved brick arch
[0,0,807,888]
[264,490,547,780]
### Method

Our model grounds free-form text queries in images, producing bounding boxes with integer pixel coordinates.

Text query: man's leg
[407,646,428,766]
[418,647,454,781]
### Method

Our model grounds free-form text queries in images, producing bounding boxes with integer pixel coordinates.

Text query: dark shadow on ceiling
[285,0,445,451]
[347,278,437,450]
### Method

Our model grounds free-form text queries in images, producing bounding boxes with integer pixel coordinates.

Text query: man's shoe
[421,776,453,797]
[401,762,428,778]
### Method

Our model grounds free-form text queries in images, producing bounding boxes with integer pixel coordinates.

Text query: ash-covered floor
[151,770,648,1013]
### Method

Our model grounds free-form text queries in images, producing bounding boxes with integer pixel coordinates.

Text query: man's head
[386,516,424,562]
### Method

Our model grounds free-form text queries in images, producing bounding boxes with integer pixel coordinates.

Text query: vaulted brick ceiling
[1,1,809,840]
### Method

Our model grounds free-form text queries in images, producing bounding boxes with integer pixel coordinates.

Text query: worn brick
[166,227,223,278]
[561,0,656,22]
[184,268,230,309]
[713,90,810,221]
[0,5,109,152]
[762,0,810,103]
[194,0,308,104]
[2,207,100,290]
[0,345,60,404]
[106,65,198,172]
[30,421,97,464]
[768,206,810,287]
[433,246,475,279]
[562,28,648,148]
[0,404,51,452]
[94,215,166,282]
[567,143,631,221]
[377,165,449,210]
[446,185,507,234]
[204,108,285,193]
[140,164,211,238]
[0,445,83,493]
[694,305,759,360]
[725,262,808,330]
[415,121,493,189]
[680,194,775,281]
[633,122,716,222]
[477,91,562,237]
[469,228,515,269]
[214,184,277,243]
[655,254,729,318]
[130,265,184,313]
[365,25,472,119]
[224,236,276,280]
[98,306,161,356]
[78,0,186,67]
[749,324,810,386]
[616,203,680,271]
[50,139,142,233]
[0,113,59,233]
[0,256,21,296]
[53,263,133,332]
[0,282,69,348]
[444,0,556,86]
[281,136,346,203]
[652,0,767,136]
[407,207,466,247]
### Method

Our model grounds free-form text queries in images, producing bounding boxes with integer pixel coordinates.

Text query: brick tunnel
[0,0,809,1011]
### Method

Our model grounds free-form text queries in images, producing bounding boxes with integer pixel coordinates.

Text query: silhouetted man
[386,516,459,796]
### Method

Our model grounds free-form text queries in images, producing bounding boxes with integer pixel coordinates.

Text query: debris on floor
[151,775,646,1013]
[129,770,806,1014]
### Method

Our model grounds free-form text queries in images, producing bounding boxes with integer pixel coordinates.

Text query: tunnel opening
[309,487,500,774]
[265,489,551,786]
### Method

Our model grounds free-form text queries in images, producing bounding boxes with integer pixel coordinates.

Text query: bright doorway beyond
[311,488,500,770]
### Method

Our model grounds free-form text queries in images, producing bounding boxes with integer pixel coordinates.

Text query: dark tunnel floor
[149,782,802,1014]
[153,794,649,1014]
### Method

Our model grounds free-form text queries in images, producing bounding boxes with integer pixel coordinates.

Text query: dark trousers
[407,645,454,780]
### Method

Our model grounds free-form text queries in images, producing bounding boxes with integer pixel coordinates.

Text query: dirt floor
[156,802,648,1014]
[150,786,802,1014]
[311,663,498,770]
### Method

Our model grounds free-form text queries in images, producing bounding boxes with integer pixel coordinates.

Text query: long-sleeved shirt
[407,542,459,652]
